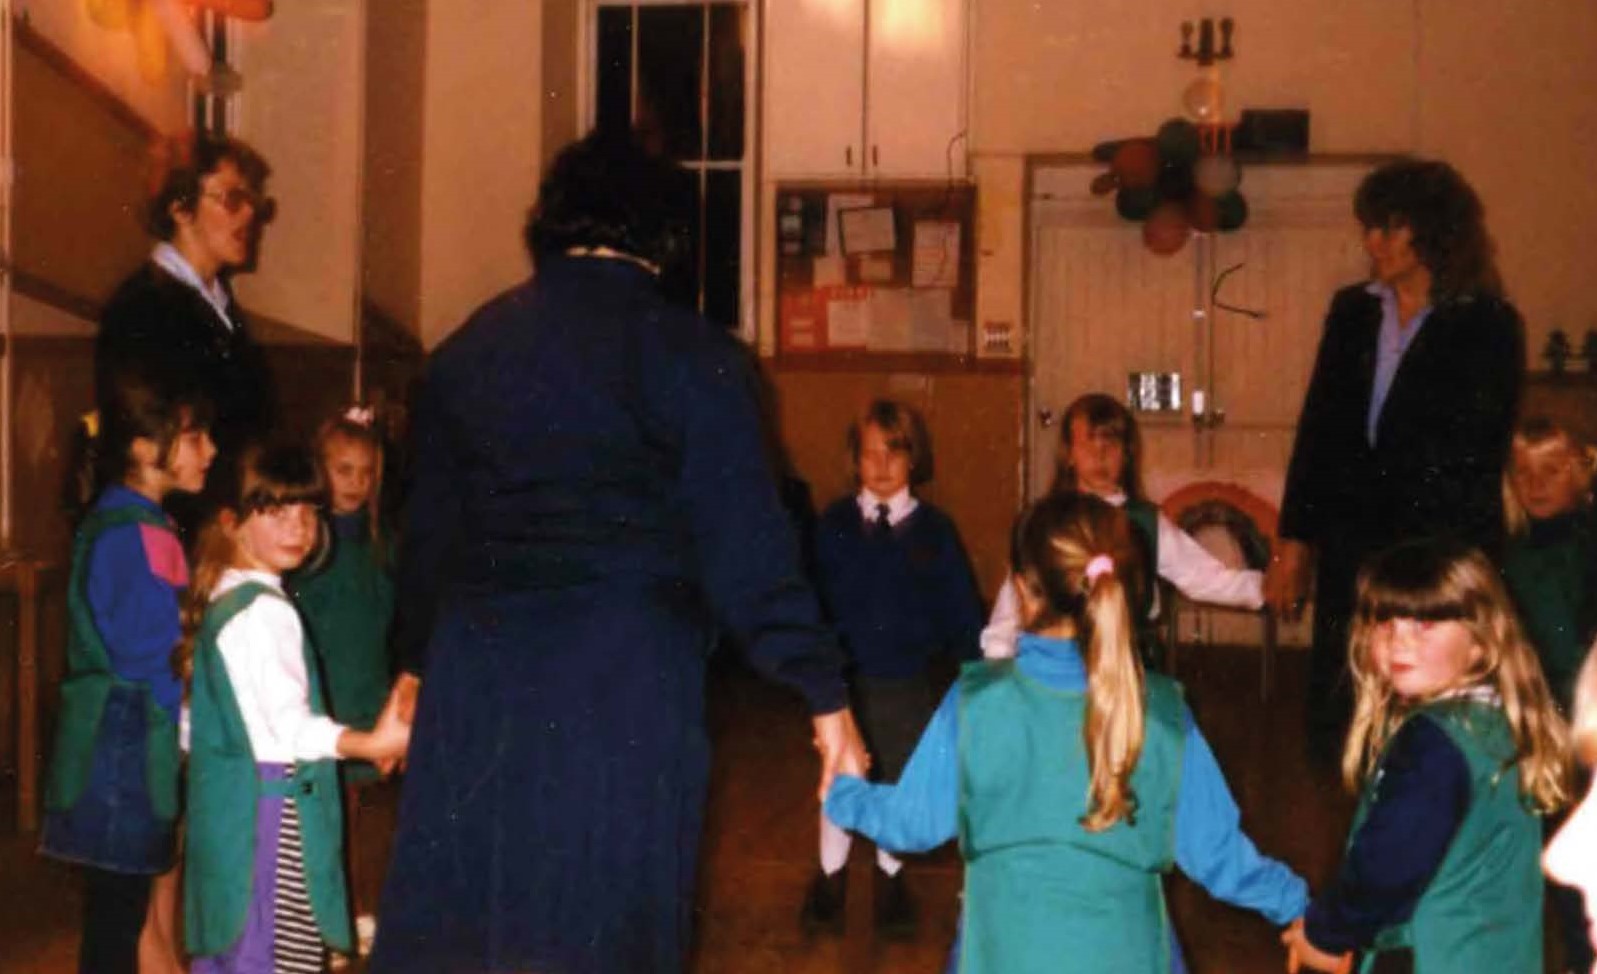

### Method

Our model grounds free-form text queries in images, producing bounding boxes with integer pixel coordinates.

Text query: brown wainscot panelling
[765,366,1027,607]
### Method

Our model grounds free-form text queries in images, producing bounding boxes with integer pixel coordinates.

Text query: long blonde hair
[176,444,327,682]
[1011,492,1148,832]
[1343,539,1570,813]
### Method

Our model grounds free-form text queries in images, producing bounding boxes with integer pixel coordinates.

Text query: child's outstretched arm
[1297,716,1470,958]
[1173,708,1308,924]
[1156,514,1264,611]
[337,703,411,764]
[824,686,960,854]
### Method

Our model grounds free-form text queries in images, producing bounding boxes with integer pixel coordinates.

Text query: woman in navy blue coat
[368,133,865,974]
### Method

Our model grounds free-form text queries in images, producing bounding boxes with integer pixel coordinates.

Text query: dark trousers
[1308,546,1363,760]
[80,867,152,974]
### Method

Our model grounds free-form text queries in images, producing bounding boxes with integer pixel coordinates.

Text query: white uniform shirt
[206,568,346,762]
[979,491,1264,659]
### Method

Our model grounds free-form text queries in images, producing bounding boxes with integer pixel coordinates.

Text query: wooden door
[764,0,865,178]
[864,0,967,178]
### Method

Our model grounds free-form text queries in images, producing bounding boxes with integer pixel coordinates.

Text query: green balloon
[1115,186,1159,222]
[1216,191,1249,231]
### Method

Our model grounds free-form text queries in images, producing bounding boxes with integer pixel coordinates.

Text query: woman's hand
[811,708,870,801]
[1265,539,1312,620]
[1280,918,1352,974]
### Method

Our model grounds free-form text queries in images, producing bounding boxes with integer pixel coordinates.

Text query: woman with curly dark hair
[1264,158,1525,762]
[367,130,866,974]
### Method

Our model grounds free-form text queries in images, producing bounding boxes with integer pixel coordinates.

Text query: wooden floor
[0,644,1567,972]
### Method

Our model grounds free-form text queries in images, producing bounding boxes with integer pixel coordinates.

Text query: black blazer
[1279,283,1524,557]
[95,262,276,459]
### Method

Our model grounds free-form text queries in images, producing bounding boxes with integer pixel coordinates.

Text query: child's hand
[1280,918,1352,974]
[370,703,412,763]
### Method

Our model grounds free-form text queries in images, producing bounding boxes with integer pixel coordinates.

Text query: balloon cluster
[1092,118,1246,256]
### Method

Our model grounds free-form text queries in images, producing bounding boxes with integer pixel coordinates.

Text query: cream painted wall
[16,0,188,131]
[363,0,426,334]
[416,0,543,349]
[971,0,1597,365]
[231,0,365,344]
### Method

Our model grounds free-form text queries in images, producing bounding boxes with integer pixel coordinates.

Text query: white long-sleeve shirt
[980,495,1263,659]
[206,568,346,762]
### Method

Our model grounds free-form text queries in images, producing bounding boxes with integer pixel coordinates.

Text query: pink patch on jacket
[139,523,189,588]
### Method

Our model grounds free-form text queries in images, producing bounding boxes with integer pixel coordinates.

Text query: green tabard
[43,505,181,821]
[184,581,352,956]
[1356,700,1542,974]
[956,660,1186,973]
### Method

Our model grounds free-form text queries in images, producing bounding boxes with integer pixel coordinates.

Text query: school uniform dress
[371,255,848,974]
[187,569,353,974]
[825,634,1307,973]
[1303,692,1543,973]
[981,493,1262,661]
[40,488,187,974]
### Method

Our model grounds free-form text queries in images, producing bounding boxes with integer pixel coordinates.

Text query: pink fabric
[1084,554,1115,585]
[139,523,189,588]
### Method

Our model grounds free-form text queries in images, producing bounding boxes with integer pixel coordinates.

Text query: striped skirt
[193,763,326,974]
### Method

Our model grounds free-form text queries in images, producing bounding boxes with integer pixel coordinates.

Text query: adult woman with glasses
[95,132,278,495]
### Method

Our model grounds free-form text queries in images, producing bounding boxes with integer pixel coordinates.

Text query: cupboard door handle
[846,146,853,167]
[872,145,879,167]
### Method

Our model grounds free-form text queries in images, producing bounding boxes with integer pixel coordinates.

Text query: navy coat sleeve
[674,338,848,714]
[391,367,464,676]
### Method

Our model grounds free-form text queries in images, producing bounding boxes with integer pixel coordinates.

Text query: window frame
[578,0,760,342]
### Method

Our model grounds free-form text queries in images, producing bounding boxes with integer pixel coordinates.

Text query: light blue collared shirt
[1365,281,1432,446]
[151,242,236,332]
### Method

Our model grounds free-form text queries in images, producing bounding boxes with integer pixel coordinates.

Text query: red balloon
[1188,194,1220,233]
[1111,140,1160,190]
[1143,203,1191,255]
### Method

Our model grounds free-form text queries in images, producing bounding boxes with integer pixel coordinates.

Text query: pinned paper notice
[827,292,870,347]
[913,221,961,288]
[812,255,846,287]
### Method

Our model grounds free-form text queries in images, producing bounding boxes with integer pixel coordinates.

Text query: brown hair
[1343,538,1570,813]
[847,399,934,487]
[145,131,271,241]
[1050,393,1146,501]
[176,444,326,682]
[1011,492,1148,831]
[1353,158,1502,303]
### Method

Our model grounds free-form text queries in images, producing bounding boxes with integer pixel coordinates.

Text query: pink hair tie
[1084,554,1115,585]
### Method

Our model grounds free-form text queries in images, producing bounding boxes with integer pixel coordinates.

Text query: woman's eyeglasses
[201,186,266,215]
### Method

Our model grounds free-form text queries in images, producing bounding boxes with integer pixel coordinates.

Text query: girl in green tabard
[1283,540,1571,973]
[825,493,1308,974]
[40,368,215,974]
[1500,416,1597,973]
[291,407,397,959]
[180,445,410,974]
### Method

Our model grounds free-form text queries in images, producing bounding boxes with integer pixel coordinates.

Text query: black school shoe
[799,867,847,935]
[876,869,917,939]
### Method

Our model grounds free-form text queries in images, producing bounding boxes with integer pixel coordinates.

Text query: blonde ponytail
[1011,492,1149,832]
[1079,567,1146,831]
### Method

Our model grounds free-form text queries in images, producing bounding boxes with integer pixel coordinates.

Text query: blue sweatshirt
[84,486,187,725]
[825,633,1309,924]
[814,498,984,678]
